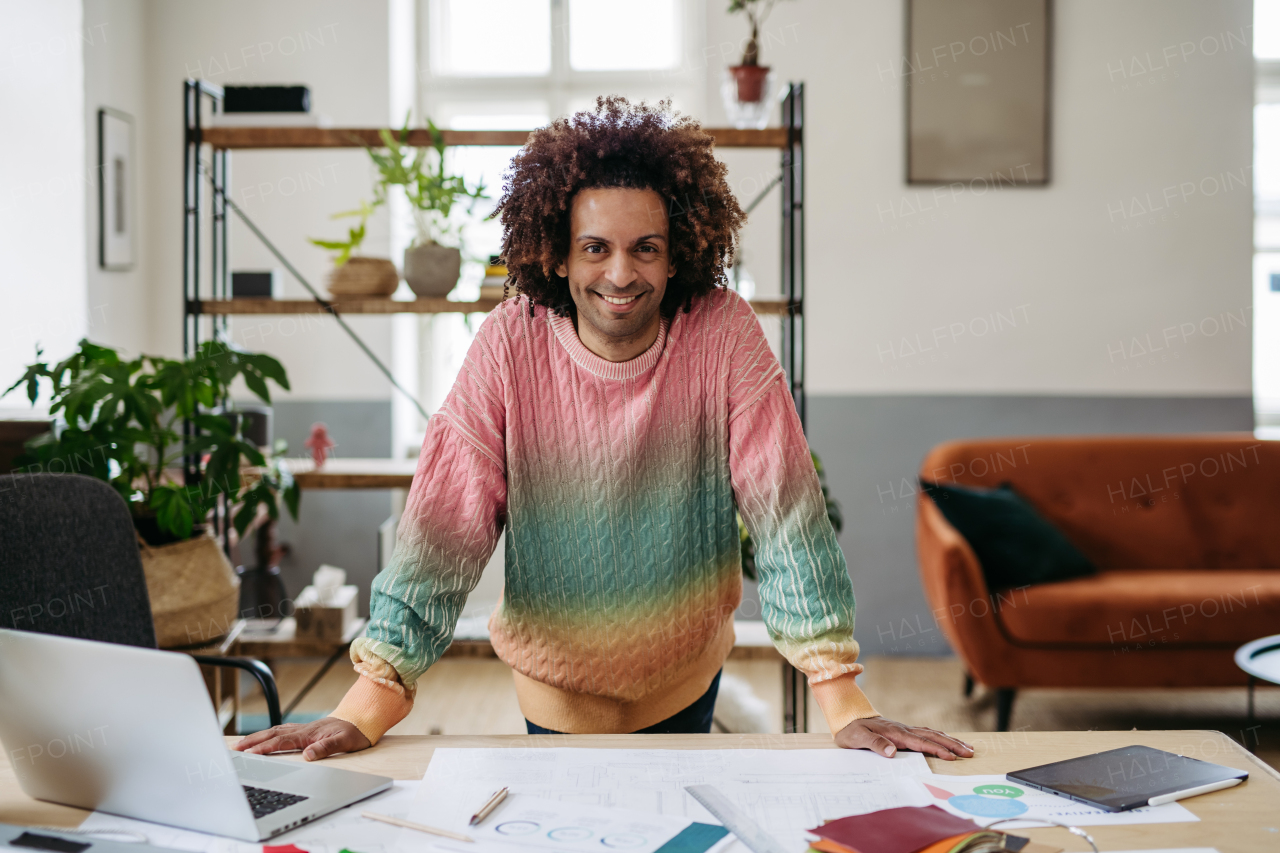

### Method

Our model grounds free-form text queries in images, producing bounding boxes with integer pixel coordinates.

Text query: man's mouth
[601,294,637,305]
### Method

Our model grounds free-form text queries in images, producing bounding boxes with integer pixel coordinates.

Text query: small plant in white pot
[370,119,487,298]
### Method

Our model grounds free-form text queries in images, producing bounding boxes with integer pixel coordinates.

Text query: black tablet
[1006,745,1248,812]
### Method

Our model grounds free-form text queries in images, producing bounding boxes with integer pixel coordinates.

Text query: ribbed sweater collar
[550,312,670,380]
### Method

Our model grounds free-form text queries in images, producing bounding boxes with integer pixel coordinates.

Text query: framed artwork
[906,0,1051,185]
[98,107,135,270]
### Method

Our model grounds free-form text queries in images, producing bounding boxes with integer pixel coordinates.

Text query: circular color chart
[947,794,1029,818]
[547,827,594,841]
[494,820,541,835]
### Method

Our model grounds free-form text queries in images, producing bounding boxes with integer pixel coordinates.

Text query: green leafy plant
[739,451,842,580]
[727,0,789,66]
[307,119,487,264]
[368,116,487,248]
[308,199,377,266]
[3,339,300,543]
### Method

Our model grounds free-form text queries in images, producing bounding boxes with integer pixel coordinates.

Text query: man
[237,98,972,761]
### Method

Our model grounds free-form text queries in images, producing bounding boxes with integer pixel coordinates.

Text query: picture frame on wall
[906,0,1051,185]
[98,107,135,270]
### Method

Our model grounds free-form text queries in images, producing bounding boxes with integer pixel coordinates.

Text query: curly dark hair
[494,96,746,318]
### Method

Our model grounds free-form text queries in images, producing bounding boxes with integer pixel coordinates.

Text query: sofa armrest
[915,495,1017,686]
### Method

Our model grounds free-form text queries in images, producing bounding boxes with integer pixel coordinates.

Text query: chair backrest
[0,473,157,647]
[919,435,1280,571]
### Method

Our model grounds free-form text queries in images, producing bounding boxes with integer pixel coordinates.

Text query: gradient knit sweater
[331,288,877,740]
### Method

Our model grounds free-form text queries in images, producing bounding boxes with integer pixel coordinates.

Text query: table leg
[782,661,808,733]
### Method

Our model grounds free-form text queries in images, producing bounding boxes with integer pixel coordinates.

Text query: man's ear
[555,259,568,278]
[667,264,676,279]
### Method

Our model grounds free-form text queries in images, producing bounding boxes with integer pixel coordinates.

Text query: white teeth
[602,295,637,305]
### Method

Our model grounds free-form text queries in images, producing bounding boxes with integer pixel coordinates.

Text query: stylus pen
[470,786,509,825]
[362,810,474,842]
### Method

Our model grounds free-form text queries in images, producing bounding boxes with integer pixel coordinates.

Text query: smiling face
[554,187,676,362]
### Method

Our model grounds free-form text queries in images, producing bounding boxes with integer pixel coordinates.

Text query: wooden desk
[4,731,1278,851]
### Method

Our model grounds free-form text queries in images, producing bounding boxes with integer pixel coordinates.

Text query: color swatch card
[919,775,1199,828]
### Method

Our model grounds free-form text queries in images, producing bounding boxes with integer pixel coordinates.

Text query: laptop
[0,629,392,841]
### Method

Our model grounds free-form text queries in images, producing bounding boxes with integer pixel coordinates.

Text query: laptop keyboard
[243,784,309,819]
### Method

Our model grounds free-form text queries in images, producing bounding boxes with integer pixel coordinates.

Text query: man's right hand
[234,717,370,761]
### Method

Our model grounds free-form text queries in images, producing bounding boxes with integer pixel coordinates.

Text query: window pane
[448,112,550,291]
[1258,0,1280,59]
[569,0,680,71]
[1256,105,1280,206]
[431,0,550,76]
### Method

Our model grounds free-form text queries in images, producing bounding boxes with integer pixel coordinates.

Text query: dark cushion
[920,479,1097,591]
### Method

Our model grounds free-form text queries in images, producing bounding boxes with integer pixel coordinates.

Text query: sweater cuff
[810,671,879,735]
[330,674,414,745]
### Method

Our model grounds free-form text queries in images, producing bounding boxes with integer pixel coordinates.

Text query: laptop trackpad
[233,753,304,784]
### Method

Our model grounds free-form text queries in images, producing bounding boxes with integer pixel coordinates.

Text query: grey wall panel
[265,400,393,617]
[805,394,1255,657]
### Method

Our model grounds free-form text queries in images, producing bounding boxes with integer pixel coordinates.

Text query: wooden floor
[244,655,1280,769]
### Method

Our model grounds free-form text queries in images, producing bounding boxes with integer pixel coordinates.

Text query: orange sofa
[916,435,1280,730]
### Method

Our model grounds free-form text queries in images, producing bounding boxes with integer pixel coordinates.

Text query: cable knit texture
[343,288,876,738]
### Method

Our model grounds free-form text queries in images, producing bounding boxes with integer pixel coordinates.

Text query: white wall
[704,0,1254,397]
[141,0,397,401]
[83,0,151,356]
[0,0,87,411]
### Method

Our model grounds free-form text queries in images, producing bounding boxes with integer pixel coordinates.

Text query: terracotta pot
[327,257,399,297]
[730,65,771,103]
[404,242,462,298]
[138,529,241,649]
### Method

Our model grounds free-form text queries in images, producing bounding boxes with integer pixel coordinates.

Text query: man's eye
[585,244,605,254]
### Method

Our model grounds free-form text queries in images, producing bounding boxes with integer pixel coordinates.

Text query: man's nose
[604,250,638,287]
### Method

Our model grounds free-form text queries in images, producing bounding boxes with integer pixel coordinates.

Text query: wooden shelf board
[283,457,417,490]
[198,296,795,317]
[200,126,790,150]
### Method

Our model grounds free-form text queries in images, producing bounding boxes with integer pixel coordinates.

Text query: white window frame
[417,0,707,126]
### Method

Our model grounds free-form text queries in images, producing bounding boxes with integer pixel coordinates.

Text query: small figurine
[304,422,336,467]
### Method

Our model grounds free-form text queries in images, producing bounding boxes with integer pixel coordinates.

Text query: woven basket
[138,532,240,649]
[327,257,399,297]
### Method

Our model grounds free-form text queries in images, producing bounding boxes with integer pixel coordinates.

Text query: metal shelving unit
[182,79,809,731]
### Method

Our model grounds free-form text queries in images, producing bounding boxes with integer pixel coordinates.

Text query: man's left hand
[836,716,974,760]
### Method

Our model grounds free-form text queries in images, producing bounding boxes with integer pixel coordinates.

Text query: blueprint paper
[412,748,932,852]
[919,774,1199,828]
[77,780,419,853]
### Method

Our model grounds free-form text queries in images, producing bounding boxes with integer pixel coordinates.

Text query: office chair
[0,472,281,727]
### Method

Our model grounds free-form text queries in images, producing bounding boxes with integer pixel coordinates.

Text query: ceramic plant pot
[729,64,771,102]
[721,67,778,130]
[403,242,463,298]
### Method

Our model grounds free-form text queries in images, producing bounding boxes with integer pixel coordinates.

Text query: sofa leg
[995,688,1016,732]
[963,672,974,698]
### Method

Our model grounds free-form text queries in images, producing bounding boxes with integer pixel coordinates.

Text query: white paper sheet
[425,793,730,853]
[919,774,1199,828]
[412,748,932,852]
[77,780,419,853]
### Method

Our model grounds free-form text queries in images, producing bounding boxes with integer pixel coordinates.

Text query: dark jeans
[525,670,722,735]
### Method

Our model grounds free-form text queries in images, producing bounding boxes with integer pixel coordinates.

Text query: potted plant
[4,339,300,647]
[724,0,789,129]
[368,118,487,298]
[310,199,399,298]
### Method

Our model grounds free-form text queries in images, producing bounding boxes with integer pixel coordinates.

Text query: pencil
[470,787,509,825]
[361,810,474,842]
